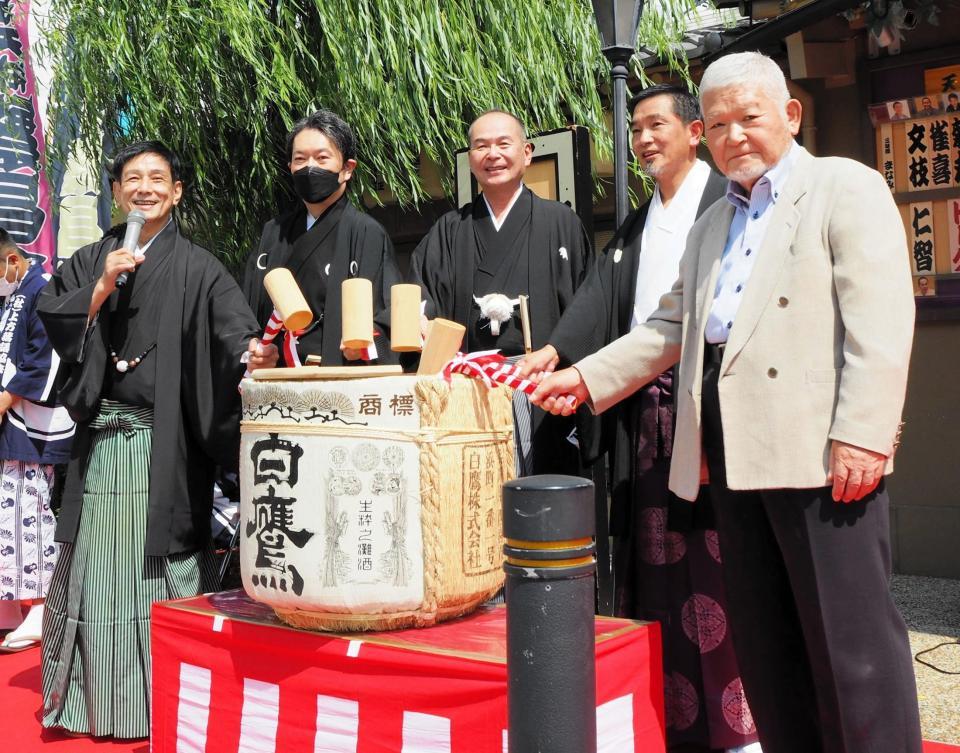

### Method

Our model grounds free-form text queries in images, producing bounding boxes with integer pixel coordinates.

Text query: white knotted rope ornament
[473,293,520,336]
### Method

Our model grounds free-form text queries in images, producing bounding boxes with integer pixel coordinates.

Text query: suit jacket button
[767,367,778,378]
[778,296,789,307]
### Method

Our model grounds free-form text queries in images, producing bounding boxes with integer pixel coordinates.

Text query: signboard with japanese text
[880,124,895,189]
[949,199,960,274]
[924,64,960,97]
[893,198,960,297]
[1,0,54,268]
[876,114,960,193]
[908,202,936,275]
[872,67,960,296]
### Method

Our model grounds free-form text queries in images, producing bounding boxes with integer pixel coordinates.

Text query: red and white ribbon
[442,350,502,388]
[358,335,380,362]
[242,309,302,378]
[442,351,578,409]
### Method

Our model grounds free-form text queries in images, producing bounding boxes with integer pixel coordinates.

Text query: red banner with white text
[1,0,54,269]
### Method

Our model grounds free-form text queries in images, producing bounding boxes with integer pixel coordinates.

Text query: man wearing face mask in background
[243,110,403,365]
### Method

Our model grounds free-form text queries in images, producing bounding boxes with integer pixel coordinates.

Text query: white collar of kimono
[482,183,524,232]
[137,217,172,257]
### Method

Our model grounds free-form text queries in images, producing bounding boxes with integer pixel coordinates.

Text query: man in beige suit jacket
[534,53,921,753]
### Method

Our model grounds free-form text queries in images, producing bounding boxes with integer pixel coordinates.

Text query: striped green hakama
[41,401,217,739]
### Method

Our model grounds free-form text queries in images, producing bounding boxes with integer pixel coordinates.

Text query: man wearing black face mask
[243,110,403,365]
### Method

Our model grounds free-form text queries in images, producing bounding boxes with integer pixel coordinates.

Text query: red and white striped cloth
[151,593,664,753]
[241,310,301,378]
[442,350,578,409]
[265,310,303,367]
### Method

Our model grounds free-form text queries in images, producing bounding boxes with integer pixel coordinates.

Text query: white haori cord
[473,293,520,336]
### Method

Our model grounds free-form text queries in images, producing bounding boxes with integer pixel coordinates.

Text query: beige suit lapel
[721,150,812,372]
[691,201,734,386]
[695,202,734,330]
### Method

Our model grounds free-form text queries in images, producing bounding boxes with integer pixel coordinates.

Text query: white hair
[699,52,790,112]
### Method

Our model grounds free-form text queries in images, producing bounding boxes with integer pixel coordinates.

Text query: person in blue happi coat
[0,228,75,652]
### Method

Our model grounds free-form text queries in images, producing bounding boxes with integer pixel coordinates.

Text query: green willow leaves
[39,0,697,268]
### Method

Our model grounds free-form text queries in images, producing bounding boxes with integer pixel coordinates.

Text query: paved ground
[892,574,960,744]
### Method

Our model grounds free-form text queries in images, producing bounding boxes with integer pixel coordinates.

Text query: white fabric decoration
[473,293,520,336]
[558,246,568,260]
[613,248,623,264]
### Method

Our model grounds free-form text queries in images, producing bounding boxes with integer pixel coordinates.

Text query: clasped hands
[517,345,886,504]
[516,345,588,417]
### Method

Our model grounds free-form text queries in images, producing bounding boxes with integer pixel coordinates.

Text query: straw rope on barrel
[413,378,446,622]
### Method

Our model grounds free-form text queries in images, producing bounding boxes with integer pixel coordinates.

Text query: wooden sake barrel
[238,367,514,631]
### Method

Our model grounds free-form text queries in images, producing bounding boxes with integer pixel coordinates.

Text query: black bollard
[503,474,597,753]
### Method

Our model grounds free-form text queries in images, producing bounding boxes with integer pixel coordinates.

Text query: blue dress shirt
[705,142,800,344]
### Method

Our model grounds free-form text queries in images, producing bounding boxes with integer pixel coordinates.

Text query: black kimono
[38,221,260,556]
[549,169,726,536]
[547,169,758,749]
[243,196,402,365]
[409,186,590,474]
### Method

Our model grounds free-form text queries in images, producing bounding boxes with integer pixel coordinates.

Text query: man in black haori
[38,141,278,738]
[243,110,403,365]
[409,109,590,474]
[520,85,759,752]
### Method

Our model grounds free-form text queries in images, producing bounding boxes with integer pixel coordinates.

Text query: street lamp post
[591,0,644,226]
[589,0,644,617]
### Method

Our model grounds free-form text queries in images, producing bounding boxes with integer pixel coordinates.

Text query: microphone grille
[127,209,147,226]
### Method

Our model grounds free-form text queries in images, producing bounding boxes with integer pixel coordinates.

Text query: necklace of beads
[109,342,157,373]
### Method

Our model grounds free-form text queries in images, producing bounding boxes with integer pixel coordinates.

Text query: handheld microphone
[115,209,147,289]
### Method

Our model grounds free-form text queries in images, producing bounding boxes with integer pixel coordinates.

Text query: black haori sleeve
[182,249,262,474]
[37,234,116,365]
[407,210,463,321]
[549,252,613,367]
[37,234,120,422]
[241,221,273,329]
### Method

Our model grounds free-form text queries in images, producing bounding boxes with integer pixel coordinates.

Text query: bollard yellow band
[504,537,593,551]
[505,555,596,568]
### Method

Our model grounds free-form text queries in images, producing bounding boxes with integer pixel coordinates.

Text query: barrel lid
[250,365,404,380]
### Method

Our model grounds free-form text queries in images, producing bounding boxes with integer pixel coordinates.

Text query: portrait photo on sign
[913,275,937,297]
[914,95,942,117]
[943,91,960,113]
[888,99,912,121]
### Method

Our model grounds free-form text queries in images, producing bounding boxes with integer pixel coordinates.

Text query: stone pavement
[892,574,960,744]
